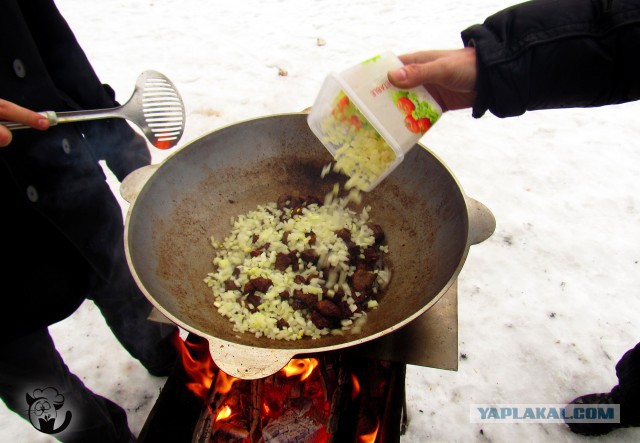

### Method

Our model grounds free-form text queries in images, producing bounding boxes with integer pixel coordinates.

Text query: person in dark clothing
[0,1,178,442]
[388,0,640,436]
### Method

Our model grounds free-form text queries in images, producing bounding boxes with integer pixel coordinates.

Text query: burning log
[262,409,324,443]
[191,351,404,443]
[136,332,406,443]
[211,423,251,442]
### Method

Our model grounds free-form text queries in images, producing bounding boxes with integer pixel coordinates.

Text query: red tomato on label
[332,96,350,120]
[417,118,431,134]
[337,95,350,111]
[349,115,362,130]
[404,115,420,133]
[396,97,415,115]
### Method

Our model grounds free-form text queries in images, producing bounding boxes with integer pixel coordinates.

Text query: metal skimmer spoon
[1,70,185,150]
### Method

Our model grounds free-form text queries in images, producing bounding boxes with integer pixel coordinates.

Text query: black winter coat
[461,0,640,118]
[0,0,151,339]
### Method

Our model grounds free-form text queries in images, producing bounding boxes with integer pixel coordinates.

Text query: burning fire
[212,372,240,426]
[171,333,215,398]
[358,419,380,443]
[209,360,326,427]
[281,358,319,381]
[216,405,232,421]
[168,332,394,443]
[198,353,389,443]
[214,371,239,395]
[351,373,361,400]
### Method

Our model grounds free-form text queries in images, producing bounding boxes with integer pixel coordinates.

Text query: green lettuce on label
[391,90,440,124]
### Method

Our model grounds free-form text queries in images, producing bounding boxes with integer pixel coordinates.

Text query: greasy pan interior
[125,113,469,352]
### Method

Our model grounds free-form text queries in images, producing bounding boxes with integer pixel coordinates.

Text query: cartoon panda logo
[26,387,72,435]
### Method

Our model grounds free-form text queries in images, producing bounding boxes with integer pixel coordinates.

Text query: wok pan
[122,113,495,379]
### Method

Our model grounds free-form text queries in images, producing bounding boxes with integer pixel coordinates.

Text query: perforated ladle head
[1,70,186,150]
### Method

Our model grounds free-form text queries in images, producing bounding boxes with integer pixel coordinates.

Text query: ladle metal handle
[0,111,59,130]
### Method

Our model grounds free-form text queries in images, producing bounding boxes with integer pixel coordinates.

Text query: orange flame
[171,333,215,398]
[214,371,239,395]
[351,373,361,400]
[358,419,380,443]
[215,405,232,422]
[281,358,319,381]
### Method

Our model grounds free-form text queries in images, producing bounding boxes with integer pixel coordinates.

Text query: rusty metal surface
[123,113,494,378]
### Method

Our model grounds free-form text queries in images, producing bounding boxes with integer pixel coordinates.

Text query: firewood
[261,409,324,443]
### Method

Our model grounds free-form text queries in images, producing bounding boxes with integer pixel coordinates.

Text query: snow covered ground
[2,0,640,441]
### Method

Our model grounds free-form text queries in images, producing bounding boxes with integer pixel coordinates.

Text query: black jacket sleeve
[20,0,151,181]
[461,0,640,118]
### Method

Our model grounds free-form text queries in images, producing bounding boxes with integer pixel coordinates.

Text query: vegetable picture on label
[391,90,440,134]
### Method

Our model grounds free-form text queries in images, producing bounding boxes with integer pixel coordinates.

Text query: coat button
[26,185,39,202]
[62,138,71,154]
[13,59,26,78]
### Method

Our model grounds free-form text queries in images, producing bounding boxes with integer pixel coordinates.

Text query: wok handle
[120,164,159,203]
[466,197,496,245]
[207,338,295,380]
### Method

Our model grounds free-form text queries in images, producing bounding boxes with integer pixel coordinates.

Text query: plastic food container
[307,52,442,192]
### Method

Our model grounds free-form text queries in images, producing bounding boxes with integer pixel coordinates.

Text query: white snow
[2,0,640,441]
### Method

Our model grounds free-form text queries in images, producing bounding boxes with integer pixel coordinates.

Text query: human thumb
[388,67,413,88]
[0,128,13,148]
[388,62,440,89]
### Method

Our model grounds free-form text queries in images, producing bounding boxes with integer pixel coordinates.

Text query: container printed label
[470,404,620,424]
